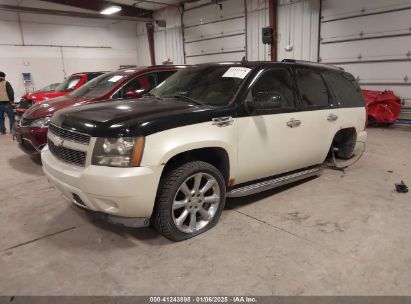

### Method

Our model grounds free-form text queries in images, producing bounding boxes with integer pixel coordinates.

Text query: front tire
[152,161,226,241]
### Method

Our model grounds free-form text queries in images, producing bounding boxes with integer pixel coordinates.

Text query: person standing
[0,71,15,135]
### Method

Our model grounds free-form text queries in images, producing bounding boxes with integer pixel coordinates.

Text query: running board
[226,167,322,198]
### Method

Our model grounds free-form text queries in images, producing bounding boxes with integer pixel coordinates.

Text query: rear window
[323,71,364,108]
[296,69,330,108]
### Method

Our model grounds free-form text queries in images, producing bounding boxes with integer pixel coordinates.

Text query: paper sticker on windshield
[222,67,251,79]
[108,75,124,82]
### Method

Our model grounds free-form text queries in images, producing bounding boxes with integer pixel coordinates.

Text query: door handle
[327,113,338,122]
[212,116,234,127]
[287,119,301,128]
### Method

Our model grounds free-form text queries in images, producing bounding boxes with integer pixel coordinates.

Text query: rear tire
[152,161,226,241]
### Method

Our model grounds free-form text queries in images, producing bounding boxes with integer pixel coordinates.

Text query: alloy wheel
[172,172,221,234]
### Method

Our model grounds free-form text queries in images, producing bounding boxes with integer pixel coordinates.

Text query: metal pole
[268,0,278,61]
[317,0,322,62]
[244,0,248,60]
[146,23,156,65]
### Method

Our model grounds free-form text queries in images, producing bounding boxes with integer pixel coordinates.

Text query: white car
[41,60,367,241]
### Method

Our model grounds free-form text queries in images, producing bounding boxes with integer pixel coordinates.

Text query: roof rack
[150,64,191,68]
[281,59,344,71]
[75,71,108,74]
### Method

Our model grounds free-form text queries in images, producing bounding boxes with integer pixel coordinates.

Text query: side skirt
[226,166,322,198]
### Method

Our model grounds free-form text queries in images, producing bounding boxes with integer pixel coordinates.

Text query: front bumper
[13,123,48,156]
[41,146,163,219]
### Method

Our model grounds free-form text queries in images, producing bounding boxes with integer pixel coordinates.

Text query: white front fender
[140,121,238,179]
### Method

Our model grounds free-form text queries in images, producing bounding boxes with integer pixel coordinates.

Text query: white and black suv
[42,60,367,241]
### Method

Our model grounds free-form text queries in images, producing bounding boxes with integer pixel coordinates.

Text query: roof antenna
[241,56,247,65]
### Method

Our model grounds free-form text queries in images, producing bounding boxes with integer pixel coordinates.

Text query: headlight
[92,137,145,167]
[29,117,50,128]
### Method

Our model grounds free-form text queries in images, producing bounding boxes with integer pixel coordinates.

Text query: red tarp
[362,89,402,125]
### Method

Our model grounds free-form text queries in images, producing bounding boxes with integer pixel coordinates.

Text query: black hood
[51,98,235,137]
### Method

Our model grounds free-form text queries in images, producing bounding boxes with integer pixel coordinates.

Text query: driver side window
[251,68,295,109]
[114,73,156,99]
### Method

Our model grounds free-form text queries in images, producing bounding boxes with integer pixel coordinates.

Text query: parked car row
[14,60,367,241]
[13,66,179,156]
[14,72,105,117]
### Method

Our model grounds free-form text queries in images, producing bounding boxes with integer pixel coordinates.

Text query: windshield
[55,76,82,92]
[150,65,251,106]
[69,73,126,98]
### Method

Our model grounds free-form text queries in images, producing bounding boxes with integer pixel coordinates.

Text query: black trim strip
[184,15,245,29]
[322,58,411,65]
[185,32,245,44]
[322,5,411,23]
[321,32,411,45]
[185,49,245,58]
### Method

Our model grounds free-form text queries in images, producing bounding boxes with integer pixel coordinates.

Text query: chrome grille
[49,124,91,145]
[48,139,86,166]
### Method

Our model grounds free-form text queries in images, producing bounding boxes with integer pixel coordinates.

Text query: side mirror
[246,91,282,113]
[125,90,142,99]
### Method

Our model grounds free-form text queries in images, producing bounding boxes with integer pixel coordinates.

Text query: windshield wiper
[171,95,203,105]
[144,92,161,99]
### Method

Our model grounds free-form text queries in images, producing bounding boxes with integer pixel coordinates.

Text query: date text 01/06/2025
[149,296,257,303]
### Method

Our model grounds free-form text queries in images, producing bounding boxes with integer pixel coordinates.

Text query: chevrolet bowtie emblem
[54,136,64,147]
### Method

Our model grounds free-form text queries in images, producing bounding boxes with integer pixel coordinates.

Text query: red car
[13,65,181,157]
[15,72,104,116]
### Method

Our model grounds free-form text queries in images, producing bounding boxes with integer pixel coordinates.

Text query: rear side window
[296,69,330,108]
[324,71,364,107]
[114,73,156,99]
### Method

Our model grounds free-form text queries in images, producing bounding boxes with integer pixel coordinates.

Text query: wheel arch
[160,147,231,185]
[329,127,358,159]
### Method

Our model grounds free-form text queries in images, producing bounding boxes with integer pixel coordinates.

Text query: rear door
[294,67,336,165]
[236,67,312,184]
